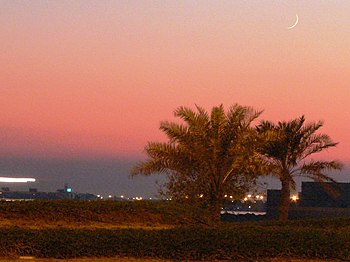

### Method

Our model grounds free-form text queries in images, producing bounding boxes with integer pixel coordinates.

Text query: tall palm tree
[257,116,343,221]
[131,104,263,223]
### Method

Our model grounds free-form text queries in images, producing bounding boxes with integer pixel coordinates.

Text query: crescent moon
[287,14,299,29]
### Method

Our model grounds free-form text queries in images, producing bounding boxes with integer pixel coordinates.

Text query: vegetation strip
[0,225,349,260]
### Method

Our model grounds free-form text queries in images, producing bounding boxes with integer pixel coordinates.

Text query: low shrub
[0,225,349,260]
[0,200,222,227]
[0,200,195,226]
[1,201,350,260]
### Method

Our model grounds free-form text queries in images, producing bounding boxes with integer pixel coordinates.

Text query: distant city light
[291,195,299,202]
[255,195,264,200]
[0,177,36,183]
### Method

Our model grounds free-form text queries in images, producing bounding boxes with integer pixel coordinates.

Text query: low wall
[267,206,350,219]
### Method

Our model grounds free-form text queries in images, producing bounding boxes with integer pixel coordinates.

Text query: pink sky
[1,1,350,162]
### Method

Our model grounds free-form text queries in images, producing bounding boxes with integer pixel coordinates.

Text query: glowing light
[224,194,227,198]
[120,195,124,198]
[291,195,299,202]
[229,195,233,199]
[247,194,252,198]
[243,197,248,201]
[0,177,36,183]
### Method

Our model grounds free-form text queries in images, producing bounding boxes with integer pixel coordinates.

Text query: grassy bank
[0,200,206,228]
[0,200,349,260]
[0,222,350,260]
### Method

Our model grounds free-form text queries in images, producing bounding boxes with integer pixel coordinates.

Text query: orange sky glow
[1,2,350,166]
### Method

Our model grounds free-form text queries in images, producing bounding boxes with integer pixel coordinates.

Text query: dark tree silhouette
[131,104,264,223]
[257,116,343,221]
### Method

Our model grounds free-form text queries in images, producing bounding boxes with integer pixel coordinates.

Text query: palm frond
[299,133,338,160]
[256,116,342,188]
[299,160,343,176]
[160,121,189,142]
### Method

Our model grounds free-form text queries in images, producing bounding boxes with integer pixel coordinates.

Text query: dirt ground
[0,258,342,262]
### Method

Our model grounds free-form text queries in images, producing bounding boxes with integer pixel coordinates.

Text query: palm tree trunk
[278,178,291,221]
[208,194,222,225]
[211,202,222,225]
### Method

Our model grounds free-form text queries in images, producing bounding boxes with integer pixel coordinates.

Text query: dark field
[0,200,183,229]
[0,200,349,260]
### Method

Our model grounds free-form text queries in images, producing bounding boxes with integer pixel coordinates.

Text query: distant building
[266,190,281,210]
[266,182,350,219]
[300,182,350,208]
[0,184,97,201]
[29,188,38,193]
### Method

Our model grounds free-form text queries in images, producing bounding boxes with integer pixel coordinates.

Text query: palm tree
[131,104,263,223]
[257,116,343,221]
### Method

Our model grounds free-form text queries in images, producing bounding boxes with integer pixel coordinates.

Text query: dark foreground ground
[0,258,344,261]
[0,200,349,261]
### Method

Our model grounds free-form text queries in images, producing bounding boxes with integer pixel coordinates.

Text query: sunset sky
[1,1,349,196]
